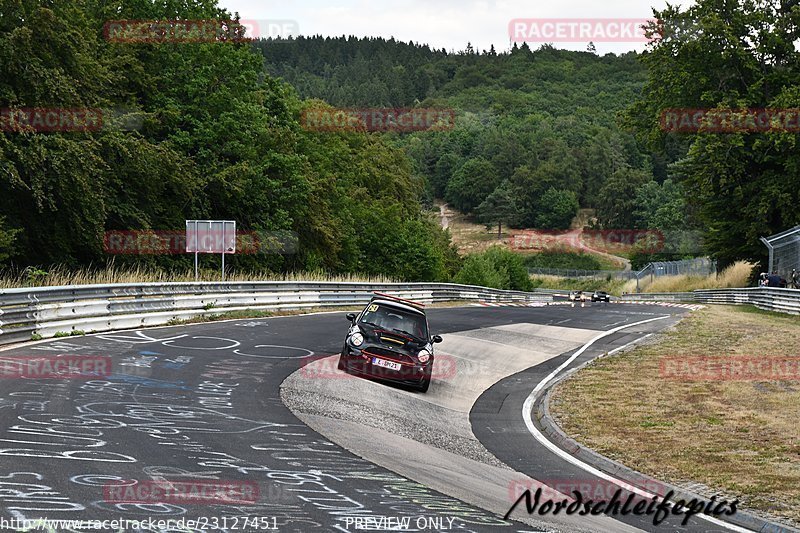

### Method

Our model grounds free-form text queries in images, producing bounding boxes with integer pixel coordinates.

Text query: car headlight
[349,332,364,347]
[417,349,431,363]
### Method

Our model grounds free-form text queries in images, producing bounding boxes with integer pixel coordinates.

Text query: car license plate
[372,357,401,371]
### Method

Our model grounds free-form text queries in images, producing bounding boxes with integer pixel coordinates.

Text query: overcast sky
[219,0,692,55]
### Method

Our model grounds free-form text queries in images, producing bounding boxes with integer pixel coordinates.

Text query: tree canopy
[626,0,800,267]
[4,0,795,279]
[0,2,459,280]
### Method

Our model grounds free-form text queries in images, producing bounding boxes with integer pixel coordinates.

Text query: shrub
[454,246,532,291]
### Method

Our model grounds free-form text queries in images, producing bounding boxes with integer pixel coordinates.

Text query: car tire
[417,366,432,393]
[337,355,347,372]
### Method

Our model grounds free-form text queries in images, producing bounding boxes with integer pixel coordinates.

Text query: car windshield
[359,303,428,340]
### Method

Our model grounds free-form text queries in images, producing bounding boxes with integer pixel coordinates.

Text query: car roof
[369,299,426,316]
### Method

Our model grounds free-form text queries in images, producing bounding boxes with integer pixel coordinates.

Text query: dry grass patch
[0,263,397,289]
[618,261,754,294]
[551,305,800,524]
[531,275,629,295]
[439,203,511,254]
[440,204,627,271]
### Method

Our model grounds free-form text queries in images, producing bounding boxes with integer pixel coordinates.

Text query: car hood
[355,323,428,353]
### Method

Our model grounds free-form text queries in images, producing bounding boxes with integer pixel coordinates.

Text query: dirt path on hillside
[437,202,632,270]
[439,202,449,230]
[572,228,632,271]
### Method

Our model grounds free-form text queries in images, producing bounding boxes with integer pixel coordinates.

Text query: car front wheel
[417,366,432,393]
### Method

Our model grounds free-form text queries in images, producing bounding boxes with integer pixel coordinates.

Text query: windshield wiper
[391,328,423,340]
[360,321,382,329]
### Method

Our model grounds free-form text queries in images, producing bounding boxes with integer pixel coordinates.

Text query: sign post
[186,220,236,281]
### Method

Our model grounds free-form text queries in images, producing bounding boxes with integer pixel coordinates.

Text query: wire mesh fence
[526,267,638,279]
[761,226,800,284]
[648,258,716,277]
[528,257,715,281]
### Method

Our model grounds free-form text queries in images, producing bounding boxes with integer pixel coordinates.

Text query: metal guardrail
[624,287,800,315]
[4,281,796,346]
[693,287,800,315]
[619,292,697,302]
[530,288,568,295]
[0,282,551,345]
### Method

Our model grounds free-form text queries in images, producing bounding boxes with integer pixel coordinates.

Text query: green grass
[522,251,621,271]
[734,304,800,321]
[52,330,85,338]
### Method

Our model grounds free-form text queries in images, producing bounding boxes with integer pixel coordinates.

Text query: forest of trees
[0,1,459,280]
[627,1,800,267]
[258,36,656,230]
[1,0,797,282]
[256,34,706,268]
[257,3,800,269]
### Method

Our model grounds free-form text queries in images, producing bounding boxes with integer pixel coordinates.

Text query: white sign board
[186,220,236,254]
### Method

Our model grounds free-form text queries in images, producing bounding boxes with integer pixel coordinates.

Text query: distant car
[338,293,442,392]
[591,291,610,302]
[569,290,586,302]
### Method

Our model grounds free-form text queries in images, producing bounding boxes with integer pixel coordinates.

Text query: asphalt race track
[0,304,747,533]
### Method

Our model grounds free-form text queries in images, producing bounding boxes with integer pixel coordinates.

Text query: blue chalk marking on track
[109,373,190,390]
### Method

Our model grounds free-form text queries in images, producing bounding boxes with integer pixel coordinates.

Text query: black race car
[338,293,442,392]
[591,290,611,302]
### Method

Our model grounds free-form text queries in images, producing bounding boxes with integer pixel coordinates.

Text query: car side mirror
[346,313,357,322]
[431,335,443,344]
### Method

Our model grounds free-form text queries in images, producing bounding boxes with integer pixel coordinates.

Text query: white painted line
[522,316,752,533]
[531,316,668,396]
[604,333,653,357]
